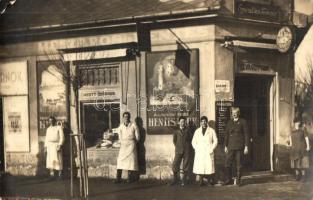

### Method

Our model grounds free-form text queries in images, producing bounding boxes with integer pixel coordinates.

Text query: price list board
[215,101,233,144]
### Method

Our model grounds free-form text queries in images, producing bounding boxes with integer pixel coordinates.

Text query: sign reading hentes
[146,50,200,134]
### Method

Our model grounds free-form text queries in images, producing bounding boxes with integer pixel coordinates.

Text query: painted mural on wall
[146,50,199,134]
[37,60,68,135]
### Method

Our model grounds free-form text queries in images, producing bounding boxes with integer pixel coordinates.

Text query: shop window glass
[83,103,120,148]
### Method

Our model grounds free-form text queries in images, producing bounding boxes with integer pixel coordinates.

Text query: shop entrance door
[234,75,272,171]
[81,103,120,148]
[0,98,4,171]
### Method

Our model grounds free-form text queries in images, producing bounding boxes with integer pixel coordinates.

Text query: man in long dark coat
[224,107,249,186]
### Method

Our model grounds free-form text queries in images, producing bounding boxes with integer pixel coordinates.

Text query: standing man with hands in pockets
[224,107,249,186]
[170,116,193,186]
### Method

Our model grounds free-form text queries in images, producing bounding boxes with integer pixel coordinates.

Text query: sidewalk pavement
[0,174,312,200]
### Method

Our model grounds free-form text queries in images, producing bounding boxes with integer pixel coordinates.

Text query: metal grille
[79,65,119,87]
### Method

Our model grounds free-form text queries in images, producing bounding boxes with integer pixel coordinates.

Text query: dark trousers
[172,153,191,180]
[225,149,243,180]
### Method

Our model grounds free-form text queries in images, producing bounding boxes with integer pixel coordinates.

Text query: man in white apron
[44,116,64,179]
[114,112,139,183]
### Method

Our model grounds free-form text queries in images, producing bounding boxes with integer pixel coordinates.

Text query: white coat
[45,125,64,170]
[192,127,218,175]
[116,122,139,171]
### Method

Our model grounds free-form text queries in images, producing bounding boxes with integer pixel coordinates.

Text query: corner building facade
[0,0,296,178]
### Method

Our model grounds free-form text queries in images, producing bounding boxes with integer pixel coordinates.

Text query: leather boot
[114,169,122,184]
[199,175,205,187]
[181,173,186,186]
[208,174,215,186]
[235,168,242,186]
[170,172,179,186]
[127,171,133,183]
[223,167,233,186]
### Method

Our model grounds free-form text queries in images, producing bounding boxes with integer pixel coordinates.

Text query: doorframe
[0,97,5,172]
[235,73,277,171]
[269,73,279,171]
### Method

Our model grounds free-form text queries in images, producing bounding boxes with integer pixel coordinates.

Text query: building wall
[0,56,40,175]
[215,21,295,172]
[0,32,137,176]
[0,19,295,177]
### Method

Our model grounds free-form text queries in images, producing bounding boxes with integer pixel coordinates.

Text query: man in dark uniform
[170,116,193,186]
[224,107,249,186]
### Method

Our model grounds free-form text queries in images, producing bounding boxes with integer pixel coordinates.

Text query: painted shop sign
[37,60,68,135]
[146,50,200,134]
[79,88,120,102]
[215,101,233,144]
[238,61,274,75]
[234,0,281,22]
[0,61,28,95]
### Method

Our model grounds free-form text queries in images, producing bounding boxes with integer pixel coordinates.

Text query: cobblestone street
[1,175,312,200]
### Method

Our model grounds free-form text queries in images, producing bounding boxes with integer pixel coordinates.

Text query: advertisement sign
[0,61,28,95]
[215,80,230,93]
[37,60,68,135]
[215,101,233,144]
[234,0,281,22]
[8,112,22,133]
[3,96,29,152]
[146,50,199,134]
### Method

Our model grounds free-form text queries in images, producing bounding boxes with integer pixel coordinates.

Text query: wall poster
[0,61,28,95]
[37,60,68,136]
[3,96,30,152]
[146,49,199,134]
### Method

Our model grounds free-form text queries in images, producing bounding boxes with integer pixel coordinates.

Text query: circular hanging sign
[276,26,293,53]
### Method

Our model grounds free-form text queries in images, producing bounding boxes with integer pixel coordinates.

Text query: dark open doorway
[235,75,272,171]
[0,98,4,171]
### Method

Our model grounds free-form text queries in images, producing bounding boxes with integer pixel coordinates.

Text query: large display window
[78,63,121,150]
[81,102,120,148]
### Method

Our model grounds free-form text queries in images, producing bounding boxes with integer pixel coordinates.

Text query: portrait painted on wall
[37,60,68,136]
[146,49,199,134]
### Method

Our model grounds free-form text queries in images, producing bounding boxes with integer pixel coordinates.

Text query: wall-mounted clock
[276,26,293,53]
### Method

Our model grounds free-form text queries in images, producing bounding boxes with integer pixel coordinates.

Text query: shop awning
[222,40,278,50]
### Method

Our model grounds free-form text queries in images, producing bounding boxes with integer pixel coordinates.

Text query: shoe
[199,182,205,187]
[181,181,185,187]
[209,180,215,186]
[295,174,301,181]
[222,179,233,186]
[126,179,135,183]
[113,179,122,184]
[234,178,241,187]
[169,180,178,186]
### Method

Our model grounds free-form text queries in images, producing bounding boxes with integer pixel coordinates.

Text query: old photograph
[0,0,313,199]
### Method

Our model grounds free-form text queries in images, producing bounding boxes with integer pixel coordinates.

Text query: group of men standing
[44,106,248,187]
[170,107,248,186]
[114,107,249,187]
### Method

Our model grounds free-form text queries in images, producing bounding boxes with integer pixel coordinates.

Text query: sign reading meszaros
[0,61,28,95]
